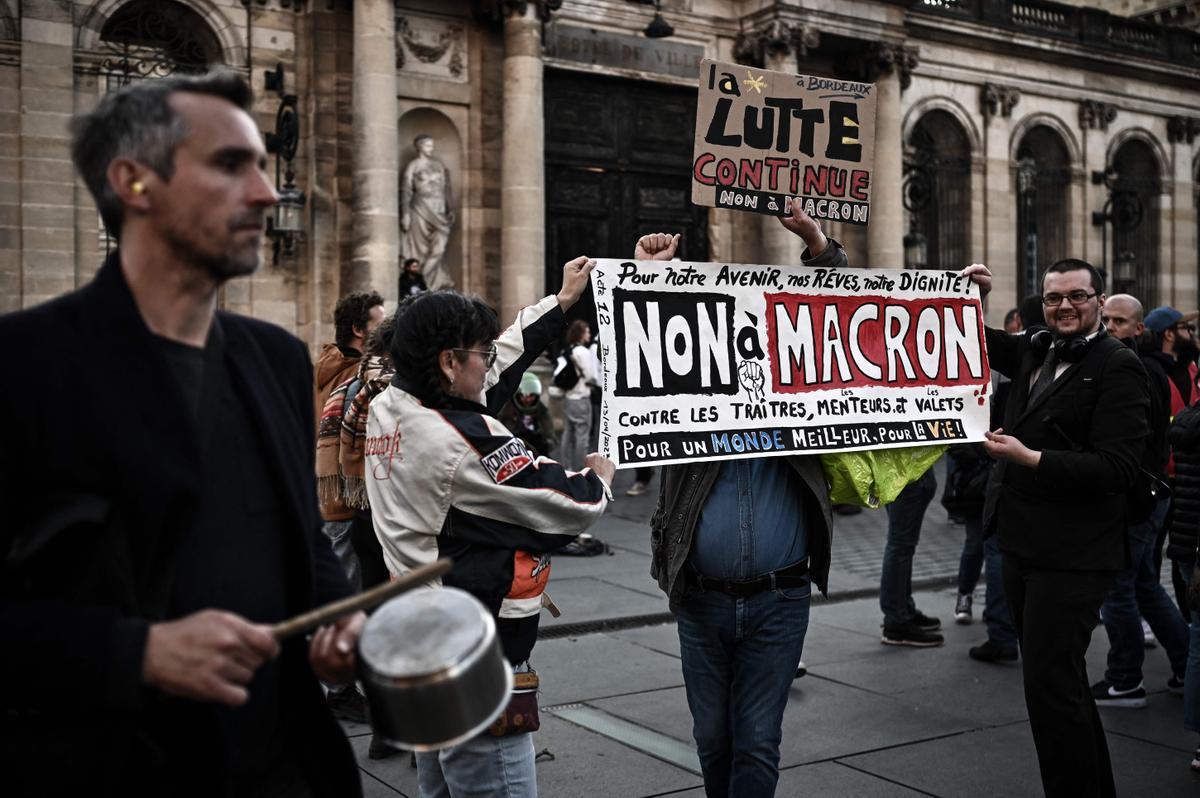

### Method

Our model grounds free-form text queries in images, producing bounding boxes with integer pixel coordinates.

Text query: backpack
[552,353,580,392]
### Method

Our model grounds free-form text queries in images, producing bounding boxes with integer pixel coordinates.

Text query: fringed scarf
[340,356,394,509]
[316,378,354,517]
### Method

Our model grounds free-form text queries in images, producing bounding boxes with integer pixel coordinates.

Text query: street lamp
[644,0,674,38]
[263,62,305,263]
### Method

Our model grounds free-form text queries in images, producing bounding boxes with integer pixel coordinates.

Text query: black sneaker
[1191,744,1200,773]
[794,660,807,679]
[882,622,944,647]
[1091,679,1147,708]
[911,610,941,632]
[1169,674,1185,695]
[326,685,368,724]
[954,594,973,625]
[968,639,1018,663]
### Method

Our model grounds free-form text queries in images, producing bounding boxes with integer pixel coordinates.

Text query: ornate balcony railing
[915,0,1200,67]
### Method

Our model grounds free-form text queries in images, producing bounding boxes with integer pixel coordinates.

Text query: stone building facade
[2,0,1198,347]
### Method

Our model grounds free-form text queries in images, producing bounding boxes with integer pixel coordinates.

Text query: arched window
[99,0,222,90]
[1015,126,1071,301]
[1109,139,1162,304]
[903,110,971,270]
[94,1,224,252]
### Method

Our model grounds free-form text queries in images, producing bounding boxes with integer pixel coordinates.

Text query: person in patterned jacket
[365,255,614,797]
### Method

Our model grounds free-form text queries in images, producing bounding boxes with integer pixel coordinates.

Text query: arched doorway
[1014,126,1071,301]
[903,110,971,270]
[1109,138,1162,304]
[98,0,222,90]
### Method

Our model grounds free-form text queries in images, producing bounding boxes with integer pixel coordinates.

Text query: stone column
[18,6,76,308]
[1079,100,1117,269]
[350,0,399,304]
[1168,118,1198,309]
[499,6,544,324]
[865,45,913,270]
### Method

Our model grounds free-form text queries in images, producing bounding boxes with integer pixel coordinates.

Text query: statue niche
[400,134,456,290]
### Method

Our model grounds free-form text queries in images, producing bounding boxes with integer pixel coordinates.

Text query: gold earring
[131,181,145,195]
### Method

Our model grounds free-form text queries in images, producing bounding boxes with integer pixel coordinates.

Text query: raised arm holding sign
[691,59,877,224]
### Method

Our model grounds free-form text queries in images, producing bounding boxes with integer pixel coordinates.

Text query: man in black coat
[962,260,1149,798]
[0,72,363,796]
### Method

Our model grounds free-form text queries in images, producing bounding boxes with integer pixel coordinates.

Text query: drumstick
[272,558,452,640]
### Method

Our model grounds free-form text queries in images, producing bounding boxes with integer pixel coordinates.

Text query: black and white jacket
[365,295,610,663]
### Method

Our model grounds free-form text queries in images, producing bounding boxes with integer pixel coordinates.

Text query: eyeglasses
[1042,290,1097,307]
[453,345,498,368]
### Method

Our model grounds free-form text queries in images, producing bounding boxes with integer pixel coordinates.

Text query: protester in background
[1004,307,1023,333]
[880,469,943,646]
[627,467,655,497]
[964,259,1148,798]
[499,372,559,458]
[315,290,385,593]
[1143,305,1199,617]
[640,201,838,797]
[316,291,385,423]
[1019,294,1045,332]
[1144,306,1199,416]
[1166,400,1200,771]
[962,322,1021,662]
[339,314,397,592]
[0,71,362,796]
[399,257,428,297]
[1092,295,1188,708]
[366,258,613,798]
[561,319,597,471]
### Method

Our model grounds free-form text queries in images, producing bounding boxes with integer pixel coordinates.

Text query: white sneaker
[1143,618,1157,648]
[626,481,647,497]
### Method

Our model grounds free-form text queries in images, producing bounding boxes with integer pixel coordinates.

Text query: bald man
[1094,294,1188,708]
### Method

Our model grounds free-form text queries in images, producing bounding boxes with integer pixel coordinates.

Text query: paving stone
[533,714,703,798]
[533,633,685,706]
[541,575,668,629]
[840,721,1043,797]
[594,678,979,769]
[843,720,1198,798]
[611,622,682,659]
[350,735,418,797]
[667,760,930,797]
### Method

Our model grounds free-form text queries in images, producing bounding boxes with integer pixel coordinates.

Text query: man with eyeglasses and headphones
[961,259,1149,798]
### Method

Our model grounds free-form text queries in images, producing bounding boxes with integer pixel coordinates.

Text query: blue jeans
[957,514,985,596]
[417,731,536,798]
[676,583,811,798]
[982,532,1018,649]
[881,470,936,626]
[1101,498,1188,688]
[1176,560,1200,732]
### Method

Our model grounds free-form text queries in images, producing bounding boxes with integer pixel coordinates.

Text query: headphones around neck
[1028,325,1107,364]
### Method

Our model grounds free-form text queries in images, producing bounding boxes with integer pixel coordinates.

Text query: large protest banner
[591,259,991,468]
[691,59,877,224]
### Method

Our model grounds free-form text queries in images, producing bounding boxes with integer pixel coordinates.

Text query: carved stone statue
[400,134,455,289]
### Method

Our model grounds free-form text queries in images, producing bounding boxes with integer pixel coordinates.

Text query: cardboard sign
[591,259,990,468]
[691,59,877,225]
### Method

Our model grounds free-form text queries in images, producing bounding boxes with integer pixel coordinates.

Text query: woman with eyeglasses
[364,257,615,798]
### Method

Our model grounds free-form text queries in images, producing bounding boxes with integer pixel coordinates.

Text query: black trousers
[1002,555,1117,798]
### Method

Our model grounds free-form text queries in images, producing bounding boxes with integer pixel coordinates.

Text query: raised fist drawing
[738,360,766,404]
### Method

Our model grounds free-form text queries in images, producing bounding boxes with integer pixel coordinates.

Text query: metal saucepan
[357,586,512,751]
